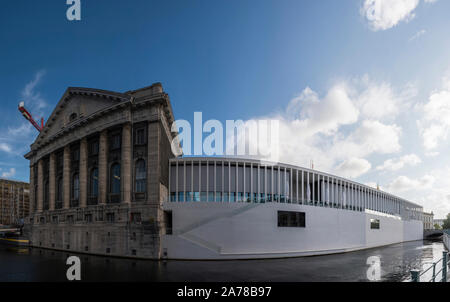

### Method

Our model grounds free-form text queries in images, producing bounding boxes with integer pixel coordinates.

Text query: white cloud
[1,168,16,179]
[237,76,410,179]
[417,78,450,150]
[286,84,359,136]
[376,154,421,171]
[0,143,12,154]
[386,174,434,193]
[409,29,426,41]
[335,157,371,178]
[361,0,420,31]
[21,69,47,116]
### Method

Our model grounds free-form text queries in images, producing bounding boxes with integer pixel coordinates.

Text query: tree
[442,213,450,229]
[434,223,442,230]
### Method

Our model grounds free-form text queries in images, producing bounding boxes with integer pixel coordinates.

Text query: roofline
[170,156,424,209]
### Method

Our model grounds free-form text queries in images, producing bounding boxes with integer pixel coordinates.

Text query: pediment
[35,87,131,144]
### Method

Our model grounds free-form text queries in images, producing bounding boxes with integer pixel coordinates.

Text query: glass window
[90,168,98,197]
[135,159,146,193]
[111,134,121,150]
[215,192,222,202]
[135,128,146,145]
[89,141,99,156]
[277,211,306,227]
[110,164,121,194]
[178,192,185,202]
[56,177,63,202]
[370,219,380,229]
[72,174,79,200]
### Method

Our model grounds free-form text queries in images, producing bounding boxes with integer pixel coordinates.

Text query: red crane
[18,102,44,132]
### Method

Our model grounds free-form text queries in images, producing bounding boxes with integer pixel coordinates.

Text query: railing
[410,251,449,282]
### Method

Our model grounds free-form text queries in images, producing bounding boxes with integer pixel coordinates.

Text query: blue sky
[1,0,450,217]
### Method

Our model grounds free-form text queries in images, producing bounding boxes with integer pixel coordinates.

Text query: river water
[0,239,447,282]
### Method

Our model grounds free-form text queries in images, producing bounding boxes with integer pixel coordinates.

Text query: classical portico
[24,83,177,259]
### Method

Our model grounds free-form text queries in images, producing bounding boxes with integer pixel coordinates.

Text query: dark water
[0,240,447,282]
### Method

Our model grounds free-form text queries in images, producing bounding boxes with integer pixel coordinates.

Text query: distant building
[0,178,30,225]
[434,219,445,229]
[422,211,434,230]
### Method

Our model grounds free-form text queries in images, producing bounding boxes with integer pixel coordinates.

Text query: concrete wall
[161,202,424,260]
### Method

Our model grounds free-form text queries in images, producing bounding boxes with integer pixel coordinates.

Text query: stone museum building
[24,83,176,259]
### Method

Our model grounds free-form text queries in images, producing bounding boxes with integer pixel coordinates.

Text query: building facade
[434,219,445,229]
[162,157,424,259]
[24,82,425,260]
[422,211,434,230]
[24,83,176,259]
[0,179,29,226]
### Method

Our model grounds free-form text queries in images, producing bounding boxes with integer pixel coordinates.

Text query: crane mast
[18,102,44,132]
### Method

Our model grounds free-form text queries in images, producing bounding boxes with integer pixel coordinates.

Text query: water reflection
[0,240,447,282]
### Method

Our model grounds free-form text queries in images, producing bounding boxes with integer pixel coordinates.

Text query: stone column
[122,123,132,204]
[79,138,88,208]
[29,164,35,215]
[98,129,108,205]
[63,145,71,209]
[147,121,160,204]
[37,159,44,213]
[49,153,56,211]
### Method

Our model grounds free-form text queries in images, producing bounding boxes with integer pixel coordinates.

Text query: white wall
[162,202,423,260]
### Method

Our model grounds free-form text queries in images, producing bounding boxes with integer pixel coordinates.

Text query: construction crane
[18,101,44,132]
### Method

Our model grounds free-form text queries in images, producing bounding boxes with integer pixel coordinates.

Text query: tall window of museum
[72,173,79,207]
[43,157,49,210]
[89,168,98,204]
[108,129,122,203]
[55,151,63,209]
[135,159,146,199]
[110,163,121,203]
[133,123,147,202]
[70,143,80,208]
[88,137,99,205]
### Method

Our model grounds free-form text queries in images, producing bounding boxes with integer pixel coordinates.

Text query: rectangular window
[111,134,121,150]
[89,140,99,156]
[67,215,74,224]
[52,216,58,224]
[106,212,115,223]
[85,214,92,223]
[135,128,146,145]
[370,218,380,229]
[131,212,141,223]
[277,211,306,228]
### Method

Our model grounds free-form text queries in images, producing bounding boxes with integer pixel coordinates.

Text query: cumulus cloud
[0,143,12,154]
[335,157,371,178]
[1,168,16,179]
[417,78,450,150]
[233,75,412,179]
[387,174,435,193]
[361,0,420,31]
[376,154,422,171]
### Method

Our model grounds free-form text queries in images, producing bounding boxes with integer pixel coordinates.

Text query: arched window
[110,164,121,194]
[90,168,99,197]
[72,173,79,200]
[135,159,146,193]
